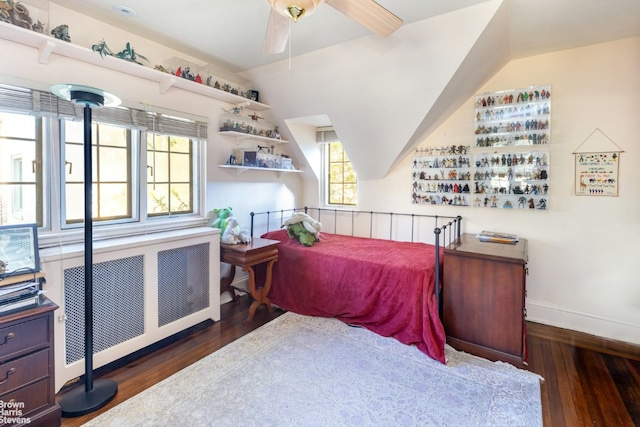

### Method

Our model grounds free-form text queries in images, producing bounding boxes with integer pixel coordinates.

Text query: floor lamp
[50,84,120,417]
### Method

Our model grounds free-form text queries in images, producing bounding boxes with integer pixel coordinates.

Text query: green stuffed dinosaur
[282,212,322,247]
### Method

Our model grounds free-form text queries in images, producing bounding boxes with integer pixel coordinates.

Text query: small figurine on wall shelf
[51,24,71,42]
[115,42,148,65]
[91,39,114,58]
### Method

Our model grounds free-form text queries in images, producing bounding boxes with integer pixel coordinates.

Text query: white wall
[356,37,640,345]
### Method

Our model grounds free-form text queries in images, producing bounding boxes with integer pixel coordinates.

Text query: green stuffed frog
[282,212,321,247]
[210,207,233,235]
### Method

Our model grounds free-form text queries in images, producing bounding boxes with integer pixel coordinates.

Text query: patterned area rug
[84,312,543,426]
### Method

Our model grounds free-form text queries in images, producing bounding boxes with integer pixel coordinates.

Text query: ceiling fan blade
[263,9,290,54]
[325,0,403,37]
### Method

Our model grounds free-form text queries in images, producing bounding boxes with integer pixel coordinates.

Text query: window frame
[322,140,358,208]
[0,83,209,246]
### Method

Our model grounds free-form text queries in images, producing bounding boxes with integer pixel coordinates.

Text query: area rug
[84,312,543,426]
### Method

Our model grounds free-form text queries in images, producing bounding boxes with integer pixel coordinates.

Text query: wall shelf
[0,22,269,110]
[218,130,288,144]
[218,164,302,177]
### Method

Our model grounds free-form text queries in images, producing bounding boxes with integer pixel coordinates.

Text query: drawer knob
[0,332,15,347]
[0,368,16,385]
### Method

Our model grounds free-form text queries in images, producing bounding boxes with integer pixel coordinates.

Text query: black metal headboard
[249,206,463,318]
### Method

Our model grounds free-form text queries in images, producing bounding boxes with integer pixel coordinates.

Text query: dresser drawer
[0,378,50,423]
[0,317,49,361]
[0,349,49,395]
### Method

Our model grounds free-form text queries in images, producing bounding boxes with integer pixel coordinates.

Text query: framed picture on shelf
[0,223,40,280]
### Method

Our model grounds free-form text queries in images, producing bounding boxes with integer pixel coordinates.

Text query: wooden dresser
[0,296,61,426]
[443,233,528,366]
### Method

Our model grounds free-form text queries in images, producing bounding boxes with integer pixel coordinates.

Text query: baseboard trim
[526,299,640,353]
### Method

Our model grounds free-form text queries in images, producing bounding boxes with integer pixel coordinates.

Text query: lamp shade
[267,0,324,22]
[50,84,121,108]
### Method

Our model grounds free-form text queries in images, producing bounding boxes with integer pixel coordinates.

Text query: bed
[251,208,462,363]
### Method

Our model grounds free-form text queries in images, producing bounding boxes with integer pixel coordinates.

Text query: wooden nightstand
[0,296,61,426]
[443,233,528,366]
[220,238,280,323]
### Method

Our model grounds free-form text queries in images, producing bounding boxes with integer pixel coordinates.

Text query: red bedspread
[260,229,446,363]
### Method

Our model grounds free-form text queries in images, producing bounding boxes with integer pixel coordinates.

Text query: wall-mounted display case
[411,145,472,206]
[474,85,551,148]
[472,150,549,209]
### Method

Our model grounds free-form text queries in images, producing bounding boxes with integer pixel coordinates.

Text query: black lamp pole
[51,85,119,417]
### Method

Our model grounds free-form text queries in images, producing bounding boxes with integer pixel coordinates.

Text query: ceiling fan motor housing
[268,0,324,21]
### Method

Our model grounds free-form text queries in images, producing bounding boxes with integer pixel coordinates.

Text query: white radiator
[39,227,220,392]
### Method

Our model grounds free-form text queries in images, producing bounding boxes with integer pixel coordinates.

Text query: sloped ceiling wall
[242,0,508,180]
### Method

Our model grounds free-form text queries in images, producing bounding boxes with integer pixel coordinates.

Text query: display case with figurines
[474,85,551,148]
[411,145,472,206]
[472,150,549,210]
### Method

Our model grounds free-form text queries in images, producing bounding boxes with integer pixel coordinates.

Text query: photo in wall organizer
[575,152,619,196]
[411,145,472,206]
[474,85,551,148]
[472,150,549,210]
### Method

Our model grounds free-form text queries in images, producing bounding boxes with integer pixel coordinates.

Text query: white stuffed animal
[221,217,251,245]
[282,212,322,246]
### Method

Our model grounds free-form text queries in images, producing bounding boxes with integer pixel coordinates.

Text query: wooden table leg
[220,264,238,301]
[244,259,276,323]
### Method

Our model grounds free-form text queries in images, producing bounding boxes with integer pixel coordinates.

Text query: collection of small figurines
[154,64,259,102]
[412,145,472,205]
[411,143,550,210]
[475,88,551,108]
[219,107,281,140]
[471,150,549,209]
[90,39,148,65]
[474,85,551,148]
[0,0,45,33]
[226,146,292,170]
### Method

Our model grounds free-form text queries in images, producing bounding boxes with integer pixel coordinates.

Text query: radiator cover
[40,227,220,393]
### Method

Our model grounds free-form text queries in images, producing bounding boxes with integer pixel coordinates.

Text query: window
[0,83,207,240]
[326,141,357,206]
[146,133,195,216]
[0,112,43,226]
[63,120,134,224]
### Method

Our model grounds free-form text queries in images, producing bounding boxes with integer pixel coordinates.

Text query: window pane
[329,164,344,182]
[63,120,132,224]
[148,184,169,215]
[0,112,42,226]
[326,141,357,206]
[146,132,194,217]
[170,153,191,182]
[98,126,127,147]
[98,146,129,181]
[170,136,190,153]
[170,184,192,213]
[150,152,169,181]
[329,184,343,205]
[98,184,129,218]
[65,183,85,223]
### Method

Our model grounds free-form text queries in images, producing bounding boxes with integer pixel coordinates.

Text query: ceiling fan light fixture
[268,0,323,22]
[287,5,305,22]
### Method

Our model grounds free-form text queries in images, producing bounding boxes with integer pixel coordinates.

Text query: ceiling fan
[263,0,403,54]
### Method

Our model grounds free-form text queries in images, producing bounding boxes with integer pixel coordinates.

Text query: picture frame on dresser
[0,223,40,280]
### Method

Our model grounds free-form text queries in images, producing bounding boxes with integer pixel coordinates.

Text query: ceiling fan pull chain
[288,18,292,70]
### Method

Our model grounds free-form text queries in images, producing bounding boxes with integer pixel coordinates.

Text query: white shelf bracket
[159,77,176,94]
[38,40,55,64]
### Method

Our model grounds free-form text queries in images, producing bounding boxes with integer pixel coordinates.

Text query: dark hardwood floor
[58,296,639,427]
